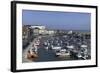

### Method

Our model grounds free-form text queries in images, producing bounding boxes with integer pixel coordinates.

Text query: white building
[30,25,46,30]
[30,25,47,35]
[30,25,55,35]
[48,30,55,35]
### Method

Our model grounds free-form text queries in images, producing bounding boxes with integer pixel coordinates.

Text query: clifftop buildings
[22,25,90,49]
[30,25,55,35]
[22,25,55,49]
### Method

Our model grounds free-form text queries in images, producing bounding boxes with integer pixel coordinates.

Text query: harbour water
[22,30,91,63]
[34,47,76,62]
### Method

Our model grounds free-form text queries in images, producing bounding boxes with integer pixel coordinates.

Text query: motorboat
[81,45,87,48]
[67,45,74,49]
[55,49,70,57]
[52,46,61,51]
[77,53,82,58]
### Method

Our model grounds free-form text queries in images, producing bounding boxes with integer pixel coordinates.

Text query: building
[30,25,47,35]
[48,30,55,35]
[22,25,33,49]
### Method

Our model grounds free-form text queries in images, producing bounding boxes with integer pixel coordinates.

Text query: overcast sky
[22,10,91,31]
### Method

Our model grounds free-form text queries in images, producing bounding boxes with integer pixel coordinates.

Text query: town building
[22,25,33,49]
